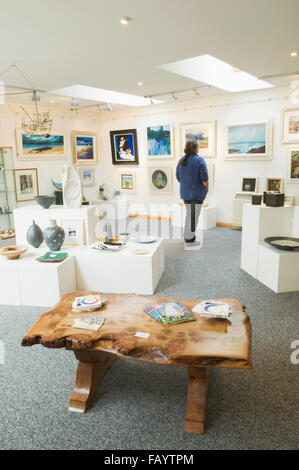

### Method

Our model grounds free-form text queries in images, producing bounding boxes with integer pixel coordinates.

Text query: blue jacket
[176,154,208,201]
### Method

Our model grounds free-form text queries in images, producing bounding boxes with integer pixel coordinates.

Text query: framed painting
[265,177,284,192]
[241,177,258,193]
[17,131,67,160]
[71,131,98,165]
[180,121,216,157]
[119,171,136,193]
[148,166,173,195]
[287,149,299,183]
[13,168,39,202]
[282,109,299,143]
[146,124,174,159]
[79,167,96,187]
[225,120,272,160]
[60,219,86,246]
[110,129,139,165]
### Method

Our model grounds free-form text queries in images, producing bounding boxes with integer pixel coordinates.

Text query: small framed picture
[241,177,258,193]
[60,219,85,246]
[287,148,299,183]
[146,124,175,159]
[148,166,173,195]
[13,168,39,202]
[265,177,284,192]
[119,171,136,193]
[282,108,299,143]
[110,129,139,165]
[79,167,95,187]
[71,131,98,165]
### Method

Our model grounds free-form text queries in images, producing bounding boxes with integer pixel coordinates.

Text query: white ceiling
[1,0,299,109]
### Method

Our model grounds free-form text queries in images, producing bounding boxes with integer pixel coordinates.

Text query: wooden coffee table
[22,292,252,434]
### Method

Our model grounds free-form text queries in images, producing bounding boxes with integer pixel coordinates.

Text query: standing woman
[176,140,209,250]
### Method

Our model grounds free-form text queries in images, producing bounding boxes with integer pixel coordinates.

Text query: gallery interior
[0,0,298,452]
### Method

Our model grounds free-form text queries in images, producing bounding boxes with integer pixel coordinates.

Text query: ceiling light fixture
[120,16,133,25]
[137,81,143,86]
[160,54,273,93]
[193,88,200,96]
[50,84,162,107]
[291,51,298,57]
[172,93,178,100]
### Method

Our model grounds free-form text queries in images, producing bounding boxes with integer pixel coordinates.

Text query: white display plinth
[293,206,299,238]
[0,247,77,307]
[258,243,299,293]
[241,204,294,278]
[91,198,128,220]
[171,204,217,230]
[14,204,97,247]
[76,239,164,295]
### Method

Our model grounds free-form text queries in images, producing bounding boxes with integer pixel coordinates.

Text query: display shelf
[0,148,17,232]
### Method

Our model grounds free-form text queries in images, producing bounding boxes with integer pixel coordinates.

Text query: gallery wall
[97,86,299,223]
[0,85,298,224]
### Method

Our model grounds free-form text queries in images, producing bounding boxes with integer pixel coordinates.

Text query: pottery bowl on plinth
[0,245,28,260]
[34,195,55,209]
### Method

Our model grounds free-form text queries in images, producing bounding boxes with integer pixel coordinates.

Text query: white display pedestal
[76,239,164,295]
[14,204,97,247]
[293,206,299,237]
[171,204,217,230]
[241,204,294,278]
[258,243,299,293]
[232,193,254,227]
[0,247,77,307]
[91,198,128,238]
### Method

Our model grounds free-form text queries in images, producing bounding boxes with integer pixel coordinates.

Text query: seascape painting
[110,129,139,165]
[72,131,97,165]
[181,122,216,157]
[19,133,66,160]
[226,121,272,160]
[148,166,172,194]
[282,109,299,143]
[147,125,174,158]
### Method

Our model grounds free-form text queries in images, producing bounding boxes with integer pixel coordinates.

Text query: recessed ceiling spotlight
[291,51,298,57]
[50,99,55,104]
[137,81,143,86]
[120,16,133,25]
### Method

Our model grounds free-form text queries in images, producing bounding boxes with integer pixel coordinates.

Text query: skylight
[159,55,273,93]
[49,84,162,107]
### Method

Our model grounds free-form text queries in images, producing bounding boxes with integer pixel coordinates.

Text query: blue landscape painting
[22,134,64,156]
[228,123,266,154]
[147,125,171,156]
[76,136,94,160]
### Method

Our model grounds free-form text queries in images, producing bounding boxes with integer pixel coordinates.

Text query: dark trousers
[183,200,203,242]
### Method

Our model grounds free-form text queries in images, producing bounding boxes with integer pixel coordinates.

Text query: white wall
[0,86,298,225]
[97,86,299,223]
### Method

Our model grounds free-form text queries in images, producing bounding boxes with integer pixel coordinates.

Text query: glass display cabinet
[0,147,17,233]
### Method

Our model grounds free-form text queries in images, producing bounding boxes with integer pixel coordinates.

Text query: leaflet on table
[73,314,105,331]
[192,300,232,318]
[144,302,196,326]
[72,295,107,312]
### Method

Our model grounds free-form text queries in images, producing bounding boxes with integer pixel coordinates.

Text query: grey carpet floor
[0,227,298,450]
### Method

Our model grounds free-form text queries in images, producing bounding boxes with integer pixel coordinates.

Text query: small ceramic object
[62,164,82,209]
[43,220,65,252]
[27,220,44,248]
[0,245,28,260]
[34,195,55,209]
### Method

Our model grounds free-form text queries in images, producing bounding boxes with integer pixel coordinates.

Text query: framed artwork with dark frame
[110,129,139,165]
[241,177,258,193]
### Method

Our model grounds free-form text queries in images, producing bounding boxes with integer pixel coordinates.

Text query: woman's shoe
[184,240,201,251]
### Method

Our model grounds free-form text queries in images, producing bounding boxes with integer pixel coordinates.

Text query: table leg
[69,350,116,413]
[185,366,211,434]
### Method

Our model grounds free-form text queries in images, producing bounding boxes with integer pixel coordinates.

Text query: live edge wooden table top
[22,292,252,434]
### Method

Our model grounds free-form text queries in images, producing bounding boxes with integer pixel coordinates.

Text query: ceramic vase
[62,164,82,209]
[43,220,65,252]
[26,220,44,248]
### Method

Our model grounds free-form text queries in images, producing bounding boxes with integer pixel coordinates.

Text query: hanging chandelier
[0,62,53,137]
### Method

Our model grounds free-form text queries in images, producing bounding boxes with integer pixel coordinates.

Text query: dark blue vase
[26,220,44,248]
[43,220,65,252]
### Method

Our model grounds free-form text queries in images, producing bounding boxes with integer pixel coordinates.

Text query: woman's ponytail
[180,140,199,166]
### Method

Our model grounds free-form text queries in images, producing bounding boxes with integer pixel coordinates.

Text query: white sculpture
[62,164,82,208]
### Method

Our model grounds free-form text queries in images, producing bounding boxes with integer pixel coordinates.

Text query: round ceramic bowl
[0,245,28,260]
[34,195,55,209]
